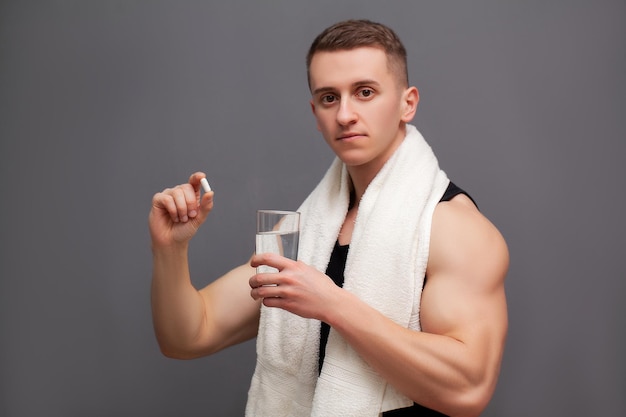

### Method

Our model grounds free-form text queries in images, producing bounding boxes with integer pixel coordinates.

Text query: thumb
[194,190,214,224]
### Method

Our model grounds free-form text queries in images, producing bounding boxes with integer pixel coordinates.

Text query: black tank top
[319,181,474,416]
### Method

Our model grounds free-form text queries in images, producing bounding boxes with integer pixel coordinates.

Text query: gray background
[1,1,624,416]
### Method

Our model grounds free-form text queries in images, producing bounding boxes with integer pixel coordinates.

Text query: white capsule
[200,177,212,193]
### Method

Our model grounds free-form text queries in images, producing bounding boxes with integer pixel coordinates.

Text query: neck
[346,167,372,205]
[347,124,408,203]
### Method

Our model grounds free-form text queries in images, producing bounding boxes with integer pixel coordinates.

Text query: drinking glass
[255,210,300,273]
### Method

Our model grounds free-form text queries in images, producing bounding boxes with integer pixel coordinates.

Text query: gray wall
[1,1,624,416]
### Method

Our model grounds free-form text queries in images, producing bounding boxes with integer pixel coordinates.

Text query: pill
[200,177,212,193]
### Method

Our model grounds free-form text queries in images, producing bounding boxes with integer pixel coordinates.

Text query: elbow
[159,346,194,360]
[409,381,494,417]
[157,340,194,359]
[448,381,496,417]
[154,334,211,360]
[158,343,208,360]
[455,396,490,417]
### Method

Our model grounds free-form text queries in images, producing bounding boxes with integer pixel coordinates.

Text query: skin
[150,46,508,417]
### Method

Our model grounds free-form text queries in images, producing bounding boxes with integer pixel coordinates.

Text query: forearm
[327,292,495,417]
[151,243,208,358]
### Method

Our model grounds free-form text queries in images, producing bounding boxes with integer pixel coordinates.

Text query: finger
[188,172,207,194]
[249,270,283,288]
[195,190,214,221]
[262,296,286,309]
[152,192,180,223]
[169,186,193,223]
[250,252,292,270]
[249,272,267,289]
[250,276,282,300]
[179,183,199,219]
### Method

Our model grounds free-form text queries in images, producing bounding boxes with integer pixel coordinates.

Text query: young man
[149,20,508,417]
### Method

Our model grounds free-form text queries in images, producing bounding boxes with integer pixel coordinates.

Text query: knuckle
[264,252,278,263]
[256,287,270,298]
[249,276,259,288]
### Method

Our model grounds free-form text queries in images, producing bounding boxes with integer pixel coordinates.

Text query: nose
[336,98,358,126]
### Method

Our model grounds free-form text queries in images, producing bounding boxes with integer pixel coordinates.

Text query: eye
[320,94,337,104]
[357,88,375,99]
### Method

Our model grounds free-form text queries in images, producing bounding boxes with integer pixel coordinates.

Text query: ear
[310,99,322,131]
[400,86,419,122]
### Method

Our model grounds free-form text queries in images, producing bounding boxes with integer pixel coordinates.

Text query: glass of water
[256,210,300,273]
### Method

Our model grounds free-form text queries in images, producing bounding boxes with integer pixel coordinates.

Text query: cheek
[314,116,335,144]
[314,112,334,132]
[374,101,403,125]
[363,105,393,130]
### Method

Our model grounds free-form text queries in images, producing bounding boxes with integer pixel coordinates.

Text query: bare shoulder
[427,193,509,290]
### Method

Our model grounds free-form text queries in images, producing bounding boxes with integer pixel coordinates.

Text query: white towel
[246,125,449,416]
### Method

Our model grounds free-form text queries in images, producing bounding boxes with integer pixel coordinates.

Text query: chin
[338,155,371,168]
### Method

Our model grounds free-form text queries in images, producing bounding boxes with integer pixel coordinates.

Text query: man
[149,19,508,417]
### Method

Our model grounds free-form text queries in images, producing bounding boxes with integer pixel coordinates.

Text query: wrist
[322,286,357,328]
[151,240,189,257]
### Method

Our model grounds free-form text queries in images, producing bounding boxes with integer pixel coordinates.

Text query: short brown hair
[306,19,409,89]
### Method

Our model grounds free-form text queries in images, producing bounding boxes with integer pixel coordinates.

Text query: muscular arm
[151,251,260,359]
[150,172,261,359]
[321,195,508,416]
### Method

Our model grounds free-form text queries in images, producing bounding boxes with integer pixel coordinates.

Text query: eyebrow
[312,79,381,96]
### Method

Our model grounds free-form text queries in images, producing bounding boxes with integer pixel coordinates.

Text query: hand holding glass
[255,210,300,273]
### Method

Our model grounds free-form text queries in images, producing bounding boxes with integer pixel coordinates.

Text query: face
[309,47,418,177]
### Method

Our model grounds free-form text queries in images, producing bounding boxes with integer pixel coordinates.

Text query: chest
[337,207,358,246]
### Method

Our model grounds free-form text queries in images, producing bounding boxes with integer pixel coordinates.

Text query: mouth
[337,132,365,141]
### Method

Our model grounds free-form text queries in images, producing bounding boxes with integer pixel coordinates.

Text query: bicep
[421,199,509,369]
[198,260,261,353]
[420,271,507,347]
